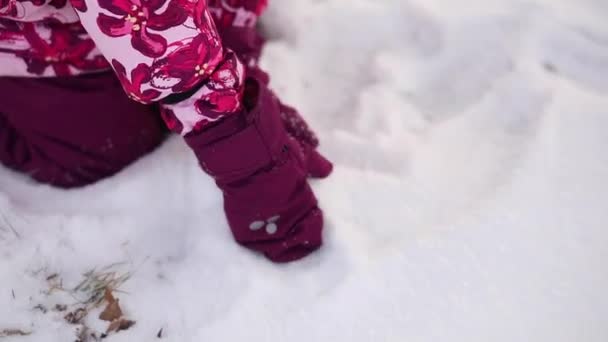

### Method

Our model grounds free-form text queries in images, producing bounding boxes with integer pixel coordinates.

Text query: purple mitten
[215,18,332,178]
[247,67,333,179]
[278,102,333,178]
[184,76,324,263]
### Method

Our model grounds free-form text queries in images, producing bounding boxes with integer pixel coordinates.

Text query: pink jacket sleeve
[70,0,245,135]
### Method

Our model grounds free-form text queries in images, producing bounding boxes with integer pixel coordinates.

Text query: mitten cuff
[184,76,287,183]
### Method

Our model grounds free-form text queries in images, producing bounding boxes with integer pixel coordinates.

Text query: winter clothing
[0,0,251,134]
[0,0,332,262]
[0,72,165,188]
[185,75,330,262]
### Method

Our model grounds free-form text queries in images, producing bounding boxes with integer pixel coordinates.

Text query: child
[0,0,333,262]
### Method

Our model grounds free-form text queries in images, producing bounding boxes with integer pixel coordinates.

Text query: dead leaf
[118,320,135,331]
[105,321,120,334]
[106,319,135,334]
[65,308,88,324]
[99,288,123,322]
[103,288,115,304]
[99,299,122,322]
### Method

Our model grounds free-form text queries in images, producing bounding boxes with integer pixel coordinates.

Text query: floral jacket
[0,0,266,134]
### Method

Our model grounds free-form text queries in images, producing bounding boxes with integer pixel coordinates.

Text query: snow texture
[1,0,608,341]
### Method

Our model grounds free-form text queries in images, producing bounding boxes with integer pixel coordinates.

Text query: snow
[2,0,608,340]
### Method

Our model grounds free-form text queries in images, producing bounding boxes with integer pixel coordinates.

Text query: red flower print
[194,52,244,115]
[68,0,87,11]
[96,0,189,58]
[191,0,216,32]
[159,107,184,133]
[195,87,240,117]
[17,0,45,6]
[207,0,267,28]
[0,18,22,41]
[18,0,67,10]
[208,0,267,16]
[49,0,67,9]
[150,32,223,92]
[111,59,161,103]
[0,0,20,17]
[8,23,109,76]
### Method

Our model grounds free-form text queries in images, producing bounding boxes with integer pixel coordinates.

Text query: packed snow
[1,0,608,341]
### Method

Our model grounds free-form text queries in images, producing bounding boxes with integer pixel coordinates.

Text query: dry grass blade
[33,304,48,314]
[25,263,136,341]
[0,329,31,337]
[0,211,20,240]
[71,266,132,307]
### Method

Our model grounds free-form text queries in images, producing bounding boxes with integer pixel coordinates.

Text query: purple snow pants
[0,73,166,188]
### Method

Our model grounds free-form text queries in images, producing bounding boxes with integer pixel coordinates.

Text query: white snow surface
[2,0,608,341]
